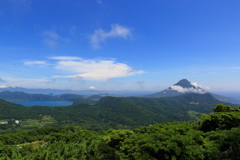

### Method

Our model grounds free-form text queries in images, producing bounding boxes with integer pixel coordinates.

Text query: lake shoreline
[9,100,74,107]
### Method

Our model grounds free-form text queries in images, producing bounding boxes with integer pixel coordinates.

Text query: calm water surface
[9,100,73,107]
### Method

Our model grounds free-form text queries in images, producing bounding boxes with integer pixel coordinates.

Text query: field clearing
[18,140,47,149]
[21,115,57,128]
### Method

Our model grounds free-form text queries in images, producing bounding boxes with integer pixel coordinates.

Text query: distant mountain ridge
[145,79,235,102]
[0,91,84,101]
[0,86,151,96]
[0,91,119,105]
[1,92,234,131]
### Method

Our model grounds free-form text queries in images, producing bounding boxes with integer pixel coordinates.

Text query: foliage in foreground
[0,104,240,159]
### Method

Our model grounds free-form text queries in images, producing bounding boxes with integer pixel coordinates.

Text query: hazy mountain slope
[0,91,85,101]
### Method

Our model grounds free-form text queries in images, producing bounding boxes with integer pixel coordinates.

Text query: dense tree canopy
[0,104,240,159]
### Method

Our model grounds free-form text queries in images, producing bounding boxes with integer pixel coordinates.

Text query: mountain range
[0,91,237,132]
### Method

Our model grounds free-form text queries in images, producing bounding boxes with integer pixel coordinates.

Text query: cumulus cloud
[89,86,96,89]
[50,56,81,61]
[170,85,209,94]
[136,81,145,89]
[68,76,85,83]
[0,85,7,88]
[89,24,132,49]
[24,61,48,66]
[190,82,210,90]
[52,56,144,81]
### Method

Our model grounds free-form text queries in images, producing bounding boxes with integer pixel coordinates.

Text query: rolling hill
[0,92,235,132]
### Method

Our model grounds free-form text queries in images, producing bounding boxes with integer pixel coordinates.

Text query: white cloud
[89,24,132,49]
[89,86,96,89]
[0,85,7,88]
[52,57,144,81]
[5,77,50,83]
[24,61,48,66]
[1,77,58,89]
[190,82,199,88]
[190,82,210,90]
[170,85,209,94]
[50,56,82,61]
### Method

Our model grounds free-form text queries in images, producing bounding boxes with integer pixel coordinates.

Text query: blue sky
[0,0,240,92]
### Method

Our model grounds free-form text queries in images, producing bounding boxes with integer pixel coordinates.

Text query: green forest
[1,93,236,133]
[1,104,240,159]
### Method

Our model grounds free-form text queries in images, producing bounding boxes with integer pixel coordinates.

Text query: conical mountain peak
[145,79,208,98]
[174,79,195,88]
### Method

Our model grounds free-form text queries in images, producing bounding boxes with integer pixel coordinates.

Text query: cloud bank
[190,82,210,90]
[89,86,96,90]
[68,76,85,83]
[170,84,210,94]
[24,61,48,66]
[89,24,132,49]
[0,85,7,88]
[53,56,144,81]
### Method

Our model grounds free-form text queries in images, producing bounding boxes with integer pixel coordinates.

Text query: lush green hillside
[0,91,58,101]
[0,93,235,133]
[1,104,240,159]
[0,99,40,120]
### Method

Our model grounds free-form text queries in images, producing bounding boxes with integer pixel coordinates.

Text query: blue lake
[9,100,73,107]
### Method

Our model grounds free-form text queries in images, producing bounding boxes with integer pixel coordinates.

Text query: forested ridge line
[0,93,237,134]
[1,104,240,159]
